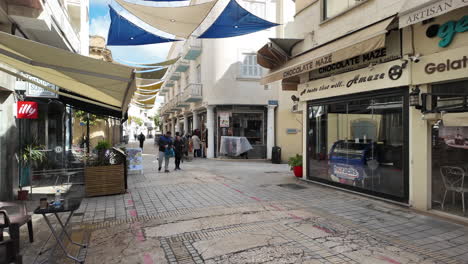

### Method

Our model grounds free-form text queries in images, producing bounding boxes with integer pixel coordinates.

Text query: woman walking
[192,133,201,158]
[174,133,185,170]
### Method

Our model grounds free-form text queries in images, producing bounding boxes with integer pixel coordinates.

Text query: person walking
[137,132,146,150]
[174,133,185,170]
[158,131,173,173]
[192,133,201,157]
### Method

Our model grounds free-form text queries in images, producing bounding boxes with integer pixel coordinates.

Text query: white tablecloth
[219,136,253,156]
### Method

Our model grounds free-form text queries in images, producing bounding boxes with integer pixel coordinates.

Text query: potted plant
[19,143,46,200]
[288,154,303,178]
[84,141,126,197]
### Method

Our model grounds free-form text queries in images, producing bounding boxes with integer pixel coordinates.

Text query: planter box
[85,164,125,197]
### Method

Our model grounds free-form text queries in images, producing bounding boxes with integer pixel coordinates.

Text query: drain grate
[265,171,281,174]
[277,183,307,190]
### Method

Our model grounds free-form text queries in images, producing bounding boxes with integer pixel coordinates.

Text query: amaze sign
[17,101,38,119]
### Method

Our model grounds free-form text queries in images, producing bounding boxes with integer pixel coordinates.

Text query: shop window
[323,0,367,20]
[431,81,468,217]
[232,113,264,145]
[240,53,263,78]
[307,93,407,201]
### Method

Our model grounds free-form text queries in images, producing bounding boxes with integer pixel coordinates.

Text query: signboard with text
[17,101,38,119]
[18,73,59,98]
[399,0,468,28]
[299,60,409,101]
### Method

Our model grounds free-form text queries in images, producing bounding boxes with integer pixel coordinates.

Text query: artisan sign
[413,46,468,84]
[399,0,468,28]
[17,101,38,119]
[299,61,409,101]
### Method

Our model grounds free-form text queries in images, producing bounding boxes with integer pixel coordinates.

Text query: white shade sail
[115,0,217,38]
[0,32,136,113]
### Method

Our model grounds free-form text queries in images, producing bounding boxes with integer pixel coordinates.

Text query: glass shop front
[307,88,409,202]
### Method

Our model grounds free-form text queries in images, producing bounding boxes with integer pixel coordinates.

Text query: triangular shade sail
[115,0,217,38]
[137,81,163,90]
[137,88,161,94]
[119,57,180,68]
[0,32,135,113]
[136,78,162,86]
[135,67,168,79]
[108,6,179,46]
[135,90,159,96]
[199,0,279,38]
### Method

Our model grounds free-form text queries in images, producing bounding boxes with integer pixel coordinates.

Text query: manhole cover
[277,183,307,190]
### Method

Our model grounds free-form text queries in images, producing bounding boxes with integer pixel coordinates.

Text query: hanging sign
[18,73,59,98]
[219,112,230,128]
[17,101,38,119]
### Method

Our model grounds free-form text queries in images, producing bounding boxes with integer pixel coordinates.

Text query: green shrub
[288,154,303,168]
[95,140,111,152]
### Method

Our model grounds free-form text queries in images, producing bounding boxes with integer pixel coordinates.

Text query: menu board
[126,148,143,173]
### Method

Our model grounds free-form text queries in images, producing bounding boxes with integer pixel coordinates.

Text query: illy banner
[17,101,38,119]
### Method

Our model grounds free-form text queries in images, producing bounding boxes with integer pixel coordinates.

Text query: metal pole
[86,113,90,154]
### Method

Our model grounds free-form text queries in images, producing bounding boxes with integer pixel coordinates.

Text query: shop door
[307,91,408,202]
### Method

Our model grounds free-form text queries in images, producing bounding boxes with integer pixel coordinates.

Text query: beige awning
[0,32,136,113]
[115,0,217,38]
[260,17,395,85]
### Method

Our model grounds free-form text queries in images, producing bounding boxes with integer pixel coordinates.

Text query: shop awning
[115,0,217,38]
[0,32,136,113]
[59,91,123,119]
[257,38,302,69]
[398,0,468,28]
[260,16,395,85]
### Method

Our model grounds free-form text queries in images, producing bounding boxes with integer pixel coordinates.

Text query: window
[243,0,266,18]
[196,65,201,83]
[307,92,408,201]
[323,0,366,20]
[240,53,262,78]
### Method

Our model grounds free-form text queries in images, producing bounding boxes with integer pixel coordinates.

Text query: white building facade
[159,0,294,159]
[0,0,89,200]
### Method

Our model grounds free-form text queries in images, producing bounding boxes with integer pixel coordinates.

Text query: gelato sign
[299,61,408,101]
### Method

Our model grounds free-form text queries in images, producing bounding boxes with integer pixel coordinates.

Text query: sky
[89,0,184,64]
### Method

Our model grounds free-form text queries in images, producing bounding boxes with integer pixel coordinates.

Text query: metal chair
[440,166,468,213]
[0,201,34,261]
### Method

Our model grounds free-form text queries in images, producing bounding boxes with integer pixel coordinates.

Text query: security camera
[291,95,299,102]
[409,54,421,63]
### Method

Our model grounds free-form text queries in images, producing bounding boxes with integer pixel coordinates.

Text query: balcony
[165,81,175,88]
[160,102,174,114]
[7,0,81,53]
[176,94,190,108]
[169,99,182,111]
[183,37,202,60]
[182,83,203,102]
[170,72,181,81]
[175,59,190,72]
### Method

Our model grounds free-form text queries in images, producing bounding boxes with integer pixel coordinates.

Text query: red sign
[17,101,38,119]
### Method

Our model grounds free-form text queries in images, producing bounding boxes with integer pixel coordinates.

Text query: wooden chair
[0,202,34,262]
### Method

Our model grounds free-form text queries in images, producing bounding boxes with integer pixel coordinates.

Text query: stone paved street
[19,142,468,264]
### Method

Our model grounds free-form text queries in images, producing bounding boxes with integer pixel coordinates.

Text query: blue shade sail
[198,0,279,39]
[107,6,179,46]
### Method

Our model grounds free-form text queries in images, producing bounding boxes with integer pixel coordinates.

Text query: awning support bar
[0,66,122,112]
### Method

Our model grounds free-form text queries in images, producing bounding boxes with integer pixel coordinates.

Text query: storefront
[216,105,267,159]
[406,5,468,217]
[301,58,410,202]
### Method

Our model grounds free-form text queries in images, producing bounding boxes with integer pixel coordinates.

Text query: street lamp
[409,86,421,109]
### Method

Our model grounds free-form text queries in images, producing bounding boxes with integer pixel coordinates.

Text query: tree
[128,116,143,126]
[152,114,161,131]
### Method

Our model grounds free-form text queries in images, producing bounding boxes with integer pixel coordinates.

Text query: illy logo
[17,101,38,119]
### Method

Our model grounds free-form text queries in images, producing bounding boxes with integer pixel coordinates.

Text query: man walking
[138,132,146,150]
[174,133,185,170]
[158,131,173,173]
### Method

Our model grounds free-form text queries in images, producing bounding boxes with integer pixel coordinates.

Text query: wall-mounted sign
[426,14,468,47]
[17,73,58,98]
[268,100,278,106]
[286,128,299,134]
[399,0,468,28]
[299,60,409,101]
[413,46,468,84]
[17,101,38,119]
[219,112,230,128]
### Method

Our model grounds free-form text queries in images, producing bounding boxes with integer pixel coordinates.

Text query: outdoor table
[33,198,86,264]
